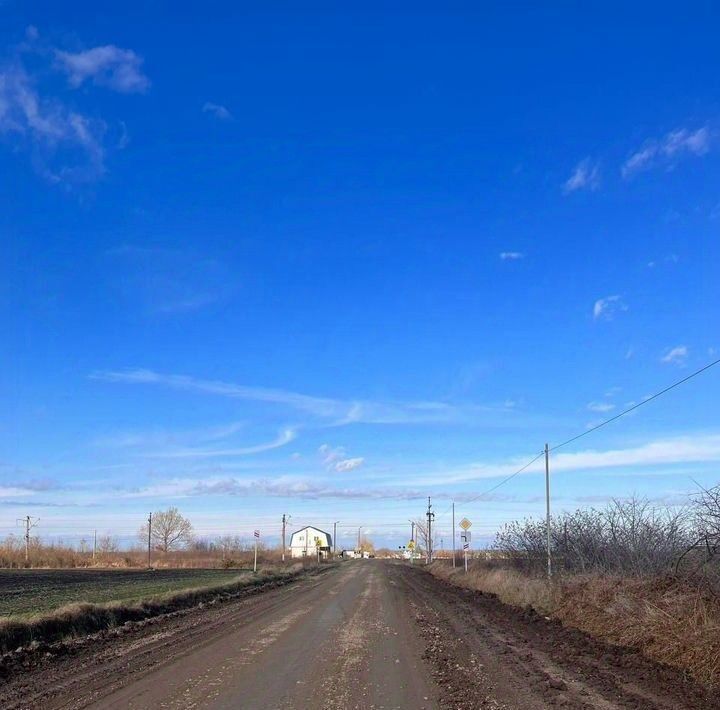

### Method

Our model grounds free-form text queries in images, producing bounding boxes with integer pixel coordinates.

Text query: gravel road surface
[0,561,712,709]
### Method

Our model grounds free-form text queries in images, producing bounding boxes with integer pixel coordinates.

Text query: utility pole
[254,530,259,573]
[147,512,152,569]
[333,521,339,556]
[452,501,456,568]
[281,513,290,563]
[16,516,39,563]
[426,497,434,564]
[93,529,97,562]
[357,526,362,553]
[545,443,552,579]
[408,520,415,544]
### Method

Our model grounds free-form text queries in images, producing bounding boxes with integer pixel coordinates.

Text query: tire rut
[390,563,714,710]
[0,569,338,709]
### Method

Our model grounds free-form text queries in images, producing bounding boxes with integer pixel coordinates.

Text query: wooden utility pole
[357,526,362,554]
[452,501,456,568]
[281,513,289,563]
[147,512,152,568]
[545,443,552,578]
[93,529,97,562]
[426,497,434,564]
[16,516,38,563]
[333,521,339,557]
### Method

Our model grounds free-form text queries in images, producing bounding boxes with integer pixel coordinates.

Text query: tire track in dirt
[0,568,339,709]
[390,563,714,709]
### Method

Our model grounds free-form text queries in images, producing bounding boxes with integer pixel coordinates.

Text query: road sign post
[459,519,472,573]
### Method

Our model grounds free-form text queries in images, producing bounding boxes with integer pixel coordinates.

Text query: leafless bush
[675,483,720,589]
[495,497,693,575]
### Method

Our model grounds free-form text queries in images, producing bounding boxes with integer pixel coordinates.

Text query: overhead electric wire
[448,354,720,514]
[549,356,720,453]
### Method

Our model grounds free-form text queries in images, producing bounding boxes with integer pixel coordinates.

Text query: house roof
[289,525,331,541]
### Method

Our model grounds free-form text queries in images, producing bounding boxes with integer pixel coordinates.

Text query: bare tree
[412,518,430,557]
[215,535,243,559]
[139,507,194,552]
[358,537,375,554]
[97,535,119,554]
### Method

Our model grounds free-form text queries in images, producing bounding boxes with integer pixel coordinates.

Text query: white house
[289,526,332,559]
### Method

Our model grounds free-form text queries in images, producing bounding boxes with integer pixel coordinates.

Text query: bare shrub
[675,483,720,589]
[495,497,692,575]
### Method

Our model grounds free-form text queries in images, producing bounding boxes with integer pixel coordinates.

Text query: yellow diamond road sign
[459,518,472,531]
[407,540,415,550]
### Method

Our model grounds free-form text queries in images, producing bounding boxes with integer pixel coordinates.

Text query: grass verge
[0,563,319,654]
[427,562,720,690]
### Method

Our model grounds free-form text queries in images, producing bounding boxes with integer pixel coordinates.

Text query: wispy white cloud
[117,476,435,502]
[622,127,710,178]
[661,345,688,366]
[145,428,297,459]
[1,35,147,182]
[202,102,232,120]
[55,46,150,93]
[593,295,627,320]
[334,457,365,473]
[92,421,246,449]
[499,251,524,261]
[563,158,600,193]
[410,432,720,486]
[0,64,106,181]
[106,246,233,314]
[587,401,615,413]
[318,444,365,472]
[91,368,506,426]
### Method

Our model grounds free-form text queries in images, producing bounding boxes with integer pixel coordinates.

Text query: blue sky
[1,3,719,550]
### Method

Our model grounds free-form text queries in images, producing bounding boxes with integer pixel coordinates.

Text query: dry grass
[0,563,311,653]
[428,561,720,690]
[555,574,720,690]
[429,562,560,614]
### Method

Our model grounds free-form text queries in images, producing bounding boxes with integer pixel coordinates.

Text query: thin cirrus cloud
[144,428,297,459]
[107,246,234,314]
[0,64,106,181]
[90,368,506,426]
[118,476,431,502]
[0,31,148,182]
[91,420,247,449]
[593,295,627,320]
[661,345,688,366]
[409,432,720,486]
[622,127,710,178]
[499,251,524,261]
[586,401,615,413]
[202,102,233,120]
[318,444,365,472]
[54,46,150,93]
[563,158,600,193]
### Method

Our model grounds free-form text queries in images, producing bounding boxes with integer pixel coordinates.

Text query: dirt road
[0,561,712,709]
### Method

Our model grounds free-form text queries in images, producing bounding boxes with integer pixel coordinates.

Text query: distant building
[289,526,332,559]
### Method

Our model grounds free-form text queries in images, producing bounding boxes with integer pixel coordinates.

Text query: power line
[451,354,720,512]
[549,356,720,453]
